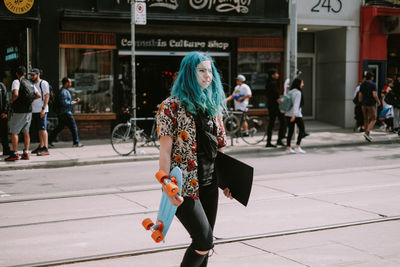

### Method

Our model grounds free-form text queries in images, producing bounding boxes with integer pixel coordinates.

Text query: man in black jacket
[265,68,286,147]
[0,81,11,156]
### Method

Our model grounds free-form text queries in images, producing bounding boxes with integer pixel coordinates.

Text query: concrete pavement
[1,121,399,171]
[1,159,400,266]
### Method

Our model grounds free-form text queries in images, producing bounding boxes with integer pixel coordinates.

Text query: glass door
[298,55,315,118]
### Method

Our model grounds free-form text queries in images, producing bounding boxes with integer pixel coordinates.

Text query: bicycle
[111,111,159,156]
[223,108,266,145]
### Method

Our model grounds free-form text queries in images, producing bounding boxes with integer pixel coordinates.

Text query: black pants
[0,117,10,153]
[286,116,305,147]
[49,112,80,144]
[266,109,286,143]
[176,181,219,267]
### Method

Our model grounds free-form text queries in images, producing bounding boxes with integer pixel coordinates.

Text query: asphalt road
[1,143,400,197]
[1,143,400,266]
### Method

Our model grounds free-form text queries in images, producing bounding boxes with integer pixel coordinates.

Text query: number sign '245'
[311,0,342,13]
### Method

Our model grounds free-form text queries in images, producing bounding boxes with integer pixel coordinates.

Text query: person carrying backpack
[30,68,50,156]
[5,66,41,161]
[285,78,307,154]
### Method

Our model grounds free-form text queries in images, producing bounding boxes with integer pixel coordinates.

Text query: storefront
[49,0,289,139]
[2,1,289,140]
[296,0,360,128]
[361,1,400,89]
[0,0,38,91]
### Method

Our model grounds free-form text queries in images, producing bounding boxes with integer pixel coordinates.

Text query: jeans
[286,116,305,147]
[266,108,286,143]
[49,112,80,144]
[176,181,218,251]
[393,107,400,129]
[0,117,10,153]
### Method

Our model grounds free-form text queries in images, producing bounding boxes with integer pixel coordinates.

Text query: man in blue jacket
[49,77,83,147]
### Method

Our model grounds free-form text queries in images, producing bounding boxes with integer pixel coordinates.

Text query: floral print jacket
[156,97,226,199]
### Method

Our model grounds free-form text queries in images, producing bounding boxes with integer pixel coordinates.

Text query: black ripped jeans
[176,180,219,267]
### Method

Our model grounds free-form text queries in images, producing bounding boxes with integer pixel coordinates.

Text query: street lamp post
[289,0,298,80]
[131,0,136,125]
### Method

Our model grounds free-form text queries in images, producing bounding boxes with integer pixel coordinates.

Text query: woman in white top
[285,78,306,154]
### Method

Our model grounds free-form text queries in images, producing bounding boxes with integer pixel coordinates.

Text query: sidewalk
[1,121,399,171]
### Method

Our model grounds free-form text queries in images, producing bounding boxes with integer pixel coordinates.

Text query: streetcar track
[10,215,400,267]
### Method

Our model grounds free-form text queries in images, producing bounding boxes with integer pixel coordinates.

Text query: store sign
[113,0,252,14]
[296,0,360,26]
[119,36,231,51]
[4,0,34,14]
[5,46,19,61]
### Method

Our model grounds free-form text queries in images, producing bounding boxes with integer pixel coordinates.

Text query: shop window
[59,48,114,114]
[237,51,282,108]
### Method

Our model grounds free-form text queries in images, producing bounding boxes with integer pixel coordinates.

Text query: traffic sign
[135,1,147,25]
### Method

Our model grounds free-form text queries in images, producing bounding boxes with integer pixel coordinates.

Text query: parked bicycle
[223,108,266,145]
[111,109,159,156]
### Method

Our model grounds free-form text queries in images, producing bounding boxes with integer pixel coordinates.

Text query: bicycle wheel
[241,116,266,145]
[111,123,135,156]
[223,115,240,135]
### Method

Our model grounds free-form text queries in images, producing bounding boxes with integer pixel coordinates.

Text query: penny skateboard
[142,167,183,243]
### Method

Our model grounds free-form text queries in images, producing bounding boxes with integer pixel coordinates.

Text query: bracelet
[41,106,45,110]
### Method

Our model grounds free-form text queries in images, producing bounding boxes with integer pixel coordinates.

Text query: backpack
[39,81,60,114]
[18,77,36,106]
[279,94,293,113]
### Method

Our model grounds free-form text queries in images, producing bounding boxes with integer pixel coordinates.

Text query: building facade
[1,0,289,140]
[295,0,361,128]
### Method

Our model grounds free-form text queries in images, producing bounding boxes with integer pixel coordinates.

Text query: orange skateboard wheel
[165,182,179,196]
[142,218,154,230]
[155,170,169,184]
[152,230,164,243]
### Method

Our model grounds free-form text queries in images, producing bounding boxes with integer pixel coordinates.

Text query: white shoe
[286,148,296,154]
[294,147,306,154]
[363,133,372,142]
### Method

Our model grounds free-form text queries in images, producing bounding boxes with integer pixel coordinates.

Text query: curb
[2,137,400,171]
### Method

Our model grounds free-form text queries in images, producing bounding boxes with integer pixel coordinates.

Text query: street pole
[131,0,137,153]
[289,0,298,81]
[131,0,136,121]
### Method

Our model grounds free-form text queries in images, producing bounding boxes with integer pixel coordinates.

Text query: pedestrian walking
[30,68,50,156]
[48,77,83,147]
[378,78,394,131]
[265,68,286,147]
[157,51,232,267]
[353,80,365,132]
[358,72,381,142]
[225,74,252,135]
[6,66,41,161]
[391,73,400,133]
[0,81,11,156]
[285,78,307,154]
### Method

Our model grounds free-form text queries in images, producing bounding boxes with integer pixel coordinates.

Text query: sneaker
[242,131,249,137]
[5,152,20,161]
[32,146,42,154]
[37,147,50,156]
[21,151,30,160]
[73,143,84,147]
[265,143,276,148]
[286,148,296,154]
[294,147,306,154]
[363,133,372,142]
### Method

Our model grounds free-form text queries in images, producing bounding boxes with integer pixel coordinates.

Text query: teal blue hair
[171,51,226,117]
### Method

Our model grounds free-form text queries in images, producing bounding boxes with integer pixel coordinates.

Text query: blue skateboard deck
[142,167,183,243]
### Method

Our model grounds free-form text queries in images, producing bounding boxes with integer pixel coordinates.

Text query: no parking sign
[135,1,147,25]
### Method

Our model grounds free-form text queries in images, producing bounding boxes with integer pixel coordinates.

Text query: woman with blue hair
[157,51,232,266]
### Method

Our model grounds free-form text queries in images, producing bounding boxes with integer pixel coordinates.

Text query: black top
[265,79,280,111]
[360,81,377,106]
[194,109,218,188]
[0,82,9,114]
